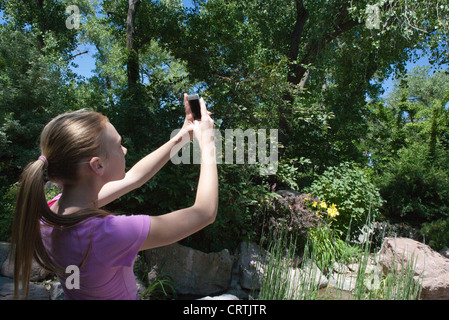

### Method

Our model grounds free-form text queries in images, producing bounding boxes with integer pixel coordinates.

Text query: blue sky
[380,53,448,97]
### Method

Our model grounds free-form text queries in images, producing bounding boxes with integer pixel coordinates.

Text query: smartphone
[187,94,202,121]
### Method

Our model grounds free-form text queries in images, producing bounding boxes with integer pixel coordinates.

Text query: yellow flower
[320,202,327,209]
[327,203,339,219]
[312,201,317,208]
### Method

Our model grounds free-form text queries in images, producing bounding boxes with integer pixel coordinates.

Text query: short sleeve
[47,194,62,208]
[92,214,151,268]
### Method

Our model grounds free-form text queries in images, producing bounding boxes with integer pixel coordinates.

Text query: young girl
[10,94,218,300]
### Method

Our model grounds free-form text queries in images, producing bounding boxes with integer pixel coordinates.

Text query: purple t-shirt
[41,196,150,300]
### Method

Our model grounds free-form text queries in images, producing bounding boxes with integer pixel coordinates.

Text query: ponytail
[10,159,57,299]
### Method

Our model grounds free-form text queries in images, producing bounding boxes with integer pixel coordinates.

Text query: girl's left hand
[181,93,195,141]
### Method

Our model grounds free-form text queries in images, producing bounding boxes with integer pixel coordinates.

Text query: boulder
[49,281,65,300]
[1,248,52,282]
[328,258,382,294]
[198,293,239,300]
[237,242,269,290]
[286,261,328,299]
[0,276,50,300]
[378,237,449,300]
[144,242,234,296]
[0,242,9,269]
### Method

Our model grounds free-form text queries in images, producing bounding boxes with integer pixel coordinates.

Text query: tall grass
[255,229,327,300]
[254,225,422,300]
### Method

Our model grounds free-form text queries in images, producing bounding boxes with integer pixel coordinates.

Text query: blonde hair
[10,110,110,299]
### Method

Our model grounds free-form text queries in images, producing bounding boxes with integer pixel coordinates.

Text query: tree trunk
[278,0,308,150]
[126,0,141,88]
[35,0,45,53]
[279,1,361,148]
[287,0,308,85]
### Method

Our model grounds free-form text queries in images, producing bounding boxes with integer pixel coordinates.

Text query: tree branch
[65,50,88,61]
[290,5,362,87]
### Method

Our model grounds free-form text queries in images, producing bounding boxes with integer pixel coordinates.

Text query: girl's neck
[53,179,103,215]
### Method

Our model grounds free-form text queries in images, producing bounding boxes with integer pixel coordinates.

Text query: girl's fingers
[183,93,194,121]
[200,98,210,121]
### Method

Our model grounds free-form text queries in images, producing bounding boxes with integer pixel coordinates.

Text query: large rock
[237,242,269,290]
[0,276,50,300]
[378,237,449,300]
[0,242,52,300]
[198,293,239,300]
[0,242,9,269]
[0,244,52,282]
[286,261,328,299]
[144,242,234,296]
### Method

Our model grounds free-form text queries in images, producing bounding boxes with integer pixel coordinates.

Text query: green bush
[304,162,384,238]
[0,182,63,241]
[0,183,19,241]
[376,142,449,226]
[421,218,449,251]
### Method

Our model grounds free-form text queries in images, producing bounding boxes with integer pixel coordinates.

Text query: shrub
[0,182,63,241]
[304,162,384,238]
[0,183,19,241]
[256,190,326,248]
[376,142,449,226]
[180,164,276,252]
[421,218,449,251]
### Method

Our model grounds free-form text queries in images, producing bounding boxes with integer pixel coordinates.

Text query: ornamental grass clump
[256,225,422,300]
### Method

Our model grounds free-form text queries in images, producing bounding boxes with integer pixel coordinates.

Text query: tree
[126,0,141,88]
[0,0,92,56]
[2,0,449,249]
[364,67,449,225]
[365,66,449,170]
[168,0,449,183]
[0,0,87,187]
[102,0,184,90]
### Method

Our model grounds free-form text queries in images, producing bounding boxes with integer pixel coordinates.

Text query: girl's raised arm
[97,94,195,208]
[139,97,218,250]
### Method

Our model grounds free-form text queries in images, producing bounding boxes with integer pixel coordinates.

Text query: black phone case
[187,94,202,120]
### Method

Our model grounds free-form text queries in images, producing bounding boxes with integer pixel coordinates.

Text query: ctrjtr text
[183,303,267,317]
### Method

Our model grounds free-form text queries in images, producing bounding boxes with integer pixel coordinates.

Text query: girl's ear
[89,157,104,176]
